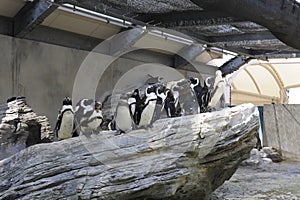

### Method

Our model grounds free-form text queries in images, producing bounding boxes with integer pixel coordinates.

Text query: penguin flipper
[54,112,62,139]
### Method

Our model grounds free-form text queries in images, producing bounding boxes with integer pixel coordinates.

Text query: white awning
[229,58,300,106]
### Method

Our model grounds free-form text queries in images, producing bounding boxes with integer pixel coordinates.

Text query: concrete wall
[0,34,203,128]
[263,104,300,160]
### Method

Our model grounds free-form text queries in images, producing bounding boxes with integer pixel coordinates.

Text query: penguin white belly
[58,111,74,140]
[81,111,103,133]
[116,105,132,132]
[139,100,157,127]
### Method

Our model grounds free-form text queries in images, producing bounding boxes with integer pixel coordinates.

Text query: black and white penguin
[168,79,199,116]
[164,89,177,117]
[54,97,76,140]
[189,77,205,112]
[74,99,103,135]
[127,89,142,125]
[200,79,211,113]
[115,95,134,133]
[155,85,168,119]
[138,85,157,127]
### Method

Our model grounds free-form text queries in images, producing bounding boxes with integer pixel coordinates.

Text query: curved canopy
[229,58,300,105]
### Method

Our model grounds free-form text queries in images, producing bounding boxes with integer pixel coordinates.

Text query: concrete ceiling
[42,9,121,40]
[49,0,300,59]
[2,0,300,60]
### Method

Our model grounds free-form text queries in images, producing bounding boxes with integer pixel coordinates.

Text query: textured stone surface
[0,99,53,160]
[0,103,259,200]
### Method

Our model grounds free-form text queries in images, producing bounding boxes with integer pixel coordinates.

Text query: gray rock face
[0,103,259,200]
[0,99,53,160]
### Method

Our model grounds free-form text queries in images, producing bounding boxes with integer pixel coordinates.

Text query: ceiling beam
[219,56,250,76]
[24,25,103,51]
[0,16,13,36]
[174,44,205,68]
[92,28,146,56]
[14,0,58,38]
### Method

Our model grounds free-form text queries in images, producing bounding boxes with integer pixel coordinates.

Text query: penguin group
[109,83,181,133]
[189,70,225,113]
[54,97,103,140]
[189,70,226,112]
[54,71,226,139]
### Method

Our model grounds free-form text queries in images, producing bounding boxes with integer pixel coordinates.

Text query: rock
[261,147,283,163]
[241,146,283,166]
[0,103,259,200]
[241,148,262,166]
[0,98,53,160]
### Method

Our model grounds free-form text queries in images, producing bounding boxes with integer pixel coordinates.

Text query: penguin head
[205,77,213,87]
[166,90,174,98]
[215,70,223,78]
[189,77,198,85]
[63,97,72,106]
[146,86,155,95]
[94,101,102,112]
[132,89,140,98]
[157,85,166,95]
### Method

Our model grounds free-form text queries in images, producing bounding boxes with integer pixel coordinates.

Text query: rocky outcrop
[242,147,283,166]
[0,99,53,160]
[0,103,259,200]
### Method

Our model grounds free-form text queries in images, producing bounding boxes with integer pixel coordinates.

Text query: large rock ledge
[0,104,259,200]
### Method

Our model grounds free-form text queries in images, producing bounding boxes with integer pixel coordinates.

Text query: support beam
[219,56,250,76]
[24,25,103,51]
[109,28,146,56]
[174,44,205,68]
[92,28,146,56]
[0,16,13,36]
[14,0,58,38]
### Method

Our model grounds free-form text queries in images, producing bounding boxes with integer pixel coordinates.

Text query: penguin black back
[164,89,177,117]
[189,77,204,112]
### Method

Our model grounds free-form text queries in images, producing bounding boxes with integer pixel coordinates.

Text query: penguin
[127,89,142,125]
[115,95,134,133]
[189,77,204,112]
[155,85,168,119]
[170,79,199,116]
[54,97,76,140]
[138,85,157,128]
[208,70,225,110]
[74,99,103,135]
[164,89,177,117]
[200,79,211,113]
